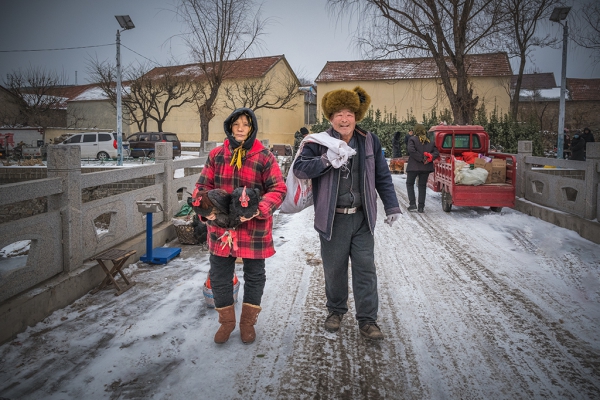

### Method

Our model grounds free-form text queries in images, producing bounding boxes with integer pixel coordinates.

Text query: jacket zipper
[328,156,342,240]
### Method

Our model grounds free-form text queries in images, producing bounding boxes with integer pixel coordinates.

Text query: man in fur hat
[195,107,286,345]
[293,86,401,340]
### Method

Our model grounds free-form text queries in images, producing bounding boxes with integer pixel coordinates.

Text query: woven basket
[175,224,198,245]
[173,216,199,245]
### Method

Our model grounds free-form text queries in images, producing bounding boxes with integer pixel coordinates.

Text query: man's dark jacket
[293,127,400,241]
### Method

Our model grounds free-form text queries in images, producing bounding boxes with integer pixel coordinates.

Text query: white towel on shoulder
[302,131,356,169]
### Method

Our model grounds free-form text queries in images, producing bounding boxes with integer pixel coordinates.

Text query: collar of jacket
[224,138,265,158]
[327,125,368,139]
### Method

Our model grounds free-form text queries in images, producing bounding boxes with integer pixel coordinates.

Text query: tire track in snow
[386,178,600,398]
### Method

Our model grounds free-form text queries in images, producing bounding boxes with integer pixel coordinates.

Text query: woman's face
[232,115,251,142]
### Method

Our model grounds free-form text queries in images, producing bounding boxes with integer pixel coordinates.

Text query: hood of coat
[224,107,259,151]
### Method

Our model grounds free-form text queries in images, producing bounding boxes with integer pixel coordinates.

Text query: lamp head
[115,15,135,30]
[549,7,571,22]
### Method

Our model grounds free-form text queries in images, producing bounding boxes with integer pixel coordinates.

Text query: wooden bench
[90,249,137,296]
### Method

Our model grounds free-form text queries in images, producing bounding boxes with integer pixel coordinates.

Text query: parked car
[60,132,129,160]
[126,132,181,158]
[269,144,293,157]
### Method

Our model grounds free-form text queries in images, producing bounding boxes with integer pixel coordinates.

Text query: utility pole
[115,15,135,166]
[550,7,571,160]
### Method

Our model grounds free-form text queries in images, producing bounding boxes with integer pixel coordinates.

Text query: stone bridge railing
[516,141,599,221]
[0,142,204,305]
[1,141,598,345]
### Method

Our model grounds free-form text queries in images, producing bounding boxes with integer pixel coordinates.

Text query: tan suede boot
[214,305,236,344]
[239,303,261,344]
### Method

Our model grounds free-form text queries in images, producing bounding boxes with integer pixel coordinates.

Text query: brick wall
[518,100,600,137]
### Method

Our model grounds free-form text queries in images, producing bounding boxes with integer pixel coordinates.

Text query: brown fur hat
[321,86,371,122]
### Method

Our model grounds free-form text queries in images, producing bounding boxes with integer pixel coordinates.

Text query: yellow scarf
[230,142,247,170]
[418,133,430,144]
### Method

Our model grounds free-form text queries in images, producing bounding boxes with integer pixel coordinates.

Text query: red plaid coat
[196,138,286,258]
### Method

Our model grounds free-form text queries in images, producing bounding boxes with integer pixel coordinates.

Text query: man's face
[409,130,414,135]
[330,109,356,140]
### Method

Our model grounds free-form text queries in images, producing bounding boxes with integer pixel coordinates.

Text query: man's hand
[384,213,401,227]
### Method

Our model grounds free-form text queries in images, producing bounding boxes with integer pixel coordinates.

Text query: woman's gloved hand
[423,152,433,164]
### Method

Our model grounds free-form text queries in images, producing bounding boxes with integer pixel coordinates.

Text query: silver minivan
[60,132,130,160]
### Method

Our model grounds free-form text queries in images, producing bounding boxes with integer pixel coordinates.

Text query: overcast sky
[0,0,597,87]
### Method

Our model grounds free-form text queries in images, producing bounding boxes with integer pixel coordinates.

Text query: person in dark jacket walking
[581,127,595,160]
[293,86,401,341]
[404,129,414,155]
[406,124,439,213]
[392,131,402,158]
[569,133,586,161]
[195,108,287,345]
[294,127,310,154]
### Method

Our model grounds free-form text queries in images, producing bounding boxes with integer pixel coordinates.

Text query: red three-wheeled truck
[426,124,517,212]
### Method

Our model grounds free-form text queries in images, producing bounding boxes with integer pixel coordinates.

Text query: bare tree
[87,58,144,131]
[2,66,69,128]
[570,1,600,65]
[177,0,267,148]
[503,0,560,119]
[222,74,299,111]
[88,59,201,132]
[136,66,202,132]
[328,0,506,124]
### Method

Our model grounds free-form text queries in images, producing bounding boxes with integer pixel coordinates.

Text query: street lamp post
[115,15,135,166]
[550,6,571,160]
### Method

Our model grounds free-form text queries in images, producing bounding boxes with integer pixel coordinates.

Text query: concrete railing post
[584,142,599,220]
[517,141,532,199]
[155,142,175,219]
[46,145,83,272]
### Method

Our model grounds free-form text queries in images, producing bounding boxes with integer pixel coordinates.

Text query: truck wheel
[97,151,110,161]
[490,207,502,212]
[441,189,452,212]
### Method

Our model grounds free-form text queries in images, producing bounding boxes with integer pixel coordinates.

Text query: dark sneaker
[407,204,417,211]
[324,312,343,332]
[417,206,424,213]
[360,323,384,340]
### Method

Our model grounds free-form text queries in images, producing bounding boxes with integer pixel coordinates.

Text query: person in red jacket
[195,107,286,344]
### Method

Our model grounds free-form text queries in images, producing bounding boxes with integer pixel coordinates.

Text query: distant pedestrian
[392,131,402,158]
[406,124,439,213]
[294,127,310,154]
[581,127,595,160]
[569,133,586,161]
[564,133,571,159]
[404,129,414,155]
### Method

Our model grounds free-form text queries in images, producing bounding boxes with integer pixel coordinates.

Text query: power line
[1,43,162,67]
[121,44,161,66]
[0,44,114,53]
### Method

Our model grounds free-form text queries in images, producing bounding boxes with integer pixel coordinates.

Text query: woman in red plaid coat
[195,107,286,344]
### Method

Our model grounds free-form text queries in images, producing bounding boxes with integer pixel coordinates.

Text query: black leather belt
[335,206,362,214]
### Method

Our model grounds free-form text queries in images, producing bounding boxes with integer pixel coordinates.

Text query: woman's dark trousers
[406,171,431,207]
[209,254,265,308]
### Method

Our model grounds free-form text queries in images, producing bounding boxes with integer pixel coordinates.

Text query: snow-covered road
[1,174,599,399]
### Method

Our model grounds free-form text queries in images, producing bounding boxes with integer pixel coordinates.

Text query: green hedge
[310,103,543,157]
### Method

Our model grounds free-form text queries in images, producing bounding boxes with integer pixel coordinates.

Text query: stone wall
[0,167,156,224]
